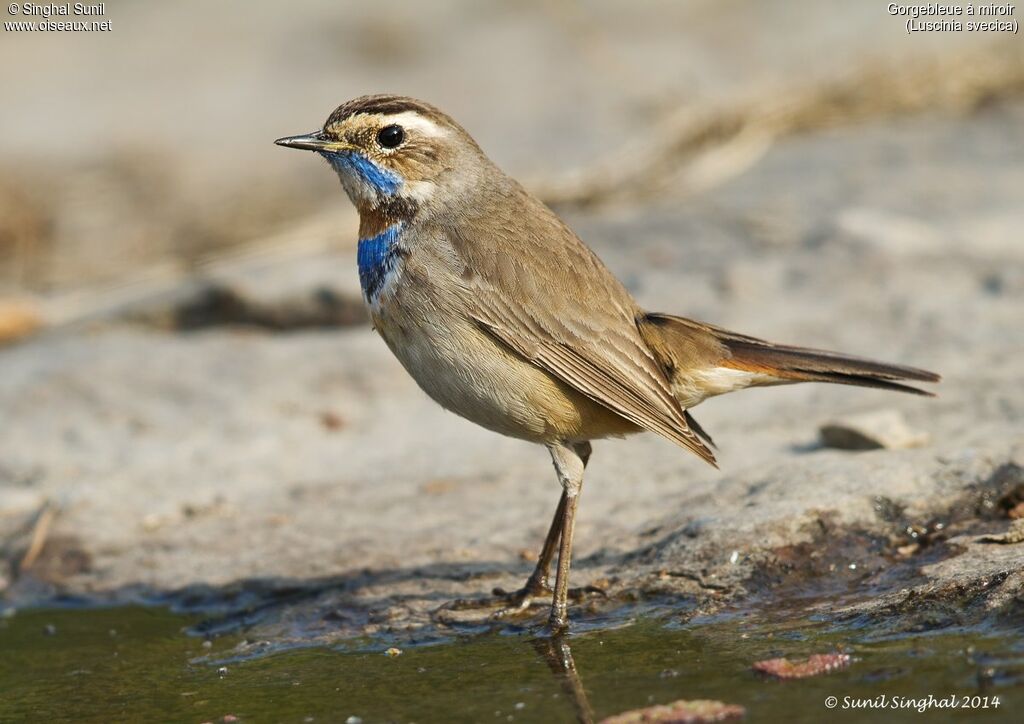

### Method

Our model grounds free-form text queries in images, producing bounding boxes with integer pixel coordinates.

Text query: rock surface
[2,101,1023,645]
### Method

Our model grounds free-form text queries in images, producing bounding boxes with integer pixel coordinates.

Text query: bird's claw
[568,584,607,601]
[441,582,548,612]
[489,583,553,619]
[433,581,607,625]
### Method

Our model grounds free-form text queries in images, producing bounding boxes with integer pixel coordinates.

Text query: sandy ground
[1,2,1023,644]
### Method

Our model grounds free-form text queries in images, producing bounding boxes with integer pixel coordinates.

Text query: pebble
[600,698,745,723]
[752,653,851,679]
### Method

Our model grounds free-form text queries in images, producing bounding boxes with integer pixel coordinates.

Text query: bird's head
[276,95,485,219]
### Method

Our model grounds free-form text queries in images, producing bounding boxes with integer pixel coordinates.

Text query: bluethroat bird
[276,95,939,631]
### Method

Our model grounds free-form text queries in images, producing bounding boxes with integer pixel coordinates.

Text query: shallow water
[1,605,1020,723]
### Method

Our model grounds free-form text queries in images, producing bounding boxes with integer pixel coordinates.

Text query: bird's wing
[446,186,716,466]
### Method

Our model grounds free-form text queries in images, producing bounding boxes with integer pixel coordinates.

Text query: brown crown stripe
[326,94,454,128]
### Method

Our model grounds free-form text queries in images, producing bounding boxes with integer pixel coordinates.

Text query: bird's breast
[357,223,406,304]
[365,253,638,445]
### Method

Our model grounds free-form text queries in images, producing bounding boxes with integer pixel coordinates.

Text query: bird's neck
[357,197,418,240]
[355,198,420,303]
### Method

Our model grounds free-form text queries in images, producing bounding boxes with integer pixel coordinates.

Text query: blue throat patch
[320,150,402,196]
[357,224,403,301]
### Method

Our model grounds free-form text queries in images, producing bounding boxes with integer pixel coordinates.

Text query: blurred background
[1,0,1018,325]
[1,0,1022,636]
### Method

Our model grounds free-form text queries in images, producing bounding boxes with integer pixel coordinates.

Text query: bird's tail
[638,313,940,408]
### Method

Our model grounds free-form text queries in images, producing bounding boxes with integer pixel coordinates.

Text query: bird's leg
[440,491,565,617]
[492,441,593,617]
[489,490,565,613]
[436,442,594,621]
[547,441,588,632]
[524,489,568,593]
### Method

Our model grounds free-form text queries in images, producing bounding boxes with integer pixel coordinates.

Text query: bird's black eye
[377,124,404,149]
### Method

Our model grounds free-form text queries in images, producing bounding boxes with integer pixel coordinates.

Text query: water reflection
[534,635,595,724]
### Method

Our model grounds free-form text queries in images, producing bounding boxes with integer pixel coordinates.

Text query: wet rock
[600,699,745,723]
[819,409,929,451]
[752,653,851,679]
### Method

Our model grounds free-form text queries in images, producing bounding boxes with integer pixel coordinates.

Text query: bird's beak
[274,132,354,153]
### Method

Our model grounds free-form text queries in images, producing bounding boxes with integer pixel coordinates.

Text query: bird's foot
[434,580,607,626]
[489,582,553,619]
[439,580,551,617]
[490,582,607,619]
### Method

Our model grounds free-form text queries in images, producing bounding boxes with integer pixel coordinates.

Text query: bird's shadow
[122,553,625,645]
